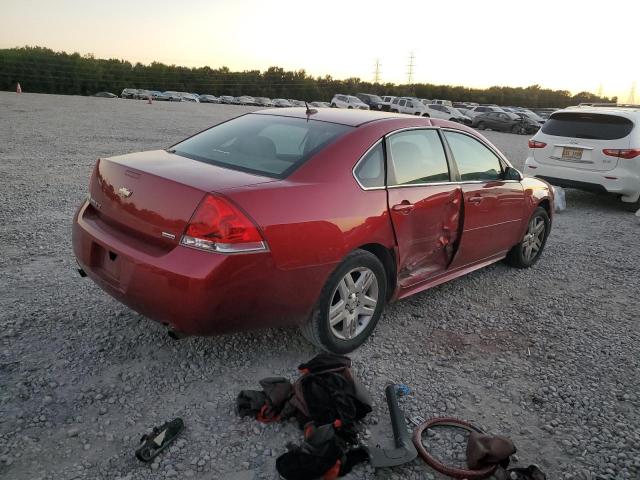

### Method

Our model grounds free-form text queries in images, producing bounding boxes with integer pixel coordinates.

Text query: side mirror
[503,166,522,181]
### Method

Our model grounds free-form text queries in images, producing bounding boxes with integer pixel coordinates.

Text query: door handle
[469,196,483,204]
[392,202,415,214]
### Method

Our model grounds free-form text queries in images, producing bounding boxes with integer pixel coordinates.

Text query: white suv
[330,94,370,110]
[390,97,428,116]
[524,106,640,210]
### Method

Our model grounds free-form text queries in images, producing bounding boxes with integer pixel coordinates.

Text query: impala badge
[118,187,132,198]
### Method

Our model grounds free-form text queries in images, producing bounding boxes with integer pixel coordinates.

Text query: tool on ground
[135,418,184,462]
[366,384,418,468]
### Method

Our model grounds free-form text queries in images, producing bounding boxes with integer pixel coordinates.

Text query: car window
[407,101,414,108]
[443,131,502,182]
[399,99,406,106]
[392,98,399,104]
[172,114,353,178]
[354,142,385,188]
[541,112,634,140]
[388,130,450,186]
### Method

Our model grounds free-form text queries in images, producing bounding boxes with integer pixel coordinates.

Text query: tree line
[0,46,615,107]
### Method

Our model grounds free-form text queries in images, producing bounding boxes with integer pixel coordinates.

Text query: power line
[373,58,381,84]
[406,51,415,85]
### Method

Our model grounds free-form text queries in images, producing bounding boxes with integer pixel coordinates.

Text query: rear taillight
[181,194,267,253]
[602,148,640,159]
[528,139,547,149]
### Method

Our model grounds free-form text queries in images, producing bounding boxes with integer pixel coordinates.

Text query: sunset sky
[2,0,638,100]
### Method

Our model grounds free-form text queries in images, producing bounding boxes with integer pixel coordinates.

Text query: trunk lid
[534,111,634,172]
[88,150,276,245]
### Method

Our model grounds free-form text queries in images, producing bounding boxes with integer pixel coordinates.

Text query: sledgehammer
[366,384,418,468]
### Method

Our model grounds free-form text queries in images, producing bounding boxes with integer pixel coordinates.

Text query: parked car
[330,94,370,110]
[163,91,183,102]
[380,96,397,111]
[72,109,553,353]
[236,96,256,106]
[424,104,472,124]
[524,106,640,211]
[73,109,553,353]
[94,92,117,98]
[289,99,307,107]
[254,97,274,107]
[515,108,546,124]
[356,93,385,110]
[219,95,236,104]
[465,105,506,118]
[272,98,293,108]
[199,95,221,103]
[120,88,138,99]
[390,97,428,116]
[310,101,332,108]
[147,91,172,101]
[176,92,199,103]
[134,89,151,100]
[473,111,538,134]
[431,99,453,106]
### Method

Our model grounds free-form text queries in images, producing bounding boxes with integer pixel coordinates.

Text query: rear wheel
[506,207,550,268]
[331,103,337,108]
[621,197,640,212]
[300,250,387,354]
[477,121,486,130]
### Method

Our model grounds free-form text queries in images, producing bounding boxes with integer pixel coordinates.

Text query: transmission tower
[373,58,381,84]
[628,81,636,104]
[596,83,603,98]
[407,51,415,84]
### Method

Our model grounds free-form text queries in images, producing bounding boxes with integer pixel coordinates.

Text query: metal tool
[366,384,418,468]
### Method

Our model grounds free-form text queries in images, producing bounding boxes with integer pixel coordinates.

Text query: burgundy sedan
[73,108,553,353]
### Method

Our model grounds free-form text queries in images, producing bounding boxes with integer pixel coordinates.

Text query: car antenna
[305,101,318,116]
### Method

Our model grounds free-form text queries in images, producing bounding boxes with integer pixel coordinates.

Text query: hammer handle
[385,384,411,449]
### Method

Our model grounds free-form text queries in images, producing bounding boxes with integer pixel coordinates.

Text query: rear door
[386,129,463,288]
[534,111,634,171]
[442,130,525,266]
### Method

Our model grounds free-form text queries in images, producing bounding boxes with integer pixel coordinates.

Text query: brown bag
[466,431,516,469]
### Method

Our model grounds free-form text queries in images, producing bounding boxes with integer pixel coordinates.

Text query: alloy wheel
[522,216,546,262]
[328,267,379,340]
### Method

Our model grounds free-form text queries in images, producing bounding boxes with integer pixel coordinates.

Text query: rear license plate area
[561,147,583,161]
[90,243,120,281]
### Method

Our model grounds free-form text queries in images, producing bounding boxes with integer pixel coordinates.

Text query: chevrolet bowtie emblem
[118,186,132,198]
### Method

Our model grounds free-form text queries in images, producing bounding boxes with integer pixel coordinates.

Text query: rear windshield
[542,112,634,140]
[171,114,353,178]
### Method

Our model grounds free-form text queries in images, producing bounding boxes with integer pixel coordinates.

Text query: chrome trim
[352,139,386,191]
[161,232,176,240]
[386,179,520,189]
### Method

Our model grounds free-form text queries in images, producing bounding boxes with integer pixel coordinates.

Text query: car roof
[253,107,408,127]
[563,106,640,119]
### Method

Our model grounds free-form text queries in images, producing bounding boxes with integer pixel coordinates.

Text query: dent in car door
[385,129,463,288]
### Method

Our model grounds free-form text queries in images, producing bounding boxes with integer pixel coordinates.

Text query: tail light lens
[602,148,640,159]
[528,139,547,149]
[181,194,267,253]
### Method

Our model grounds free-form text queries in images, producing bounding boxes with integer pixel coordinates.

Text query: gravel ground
[1,92,638,480]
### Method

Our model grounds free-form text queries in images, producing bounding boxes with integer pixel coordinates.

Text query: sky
[1,0,639,100]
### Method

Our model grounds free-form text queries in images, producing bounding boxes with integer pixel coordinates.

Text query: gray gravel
[1,92,638,480]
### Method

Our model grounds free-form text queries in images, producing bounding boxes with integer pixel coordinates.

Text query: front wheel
[300,250,387,354]
[477,121,486,130]
[506,207,550,268]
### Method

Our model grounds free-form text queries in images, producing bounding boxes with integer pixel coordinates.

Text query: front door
[442,130,525,267]
[386,129,463,288]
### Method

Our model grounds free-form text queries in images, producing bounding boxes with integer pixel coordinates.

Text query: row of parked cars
[106,89,329,108]
[329,94,555,135]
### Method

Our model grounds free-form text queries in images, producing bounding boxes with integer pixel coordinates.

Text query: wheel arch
[538,198,551,216]
[356,243,397,301]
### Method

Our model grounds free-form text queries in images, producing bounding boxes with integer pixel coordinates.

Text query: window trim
[384,127,453,188]
[352,139,387,191]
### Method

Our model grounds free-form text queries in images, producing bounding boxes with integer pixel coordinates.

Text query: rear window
[171,114,353,178]
[542,112,634,140]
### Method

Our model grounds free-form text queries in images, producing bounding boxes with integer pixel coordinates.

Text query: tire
[477,121,486,130]
[422,113,430,118]
[331,103,337,108]
[506,207,551,268]
[621,197,640,212]
[348,106,353,109]
[300,250,387,354]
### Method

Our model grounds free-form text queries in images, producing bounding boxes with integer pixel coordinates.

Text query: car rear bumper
[524,156,640,197]
[72,201,331,336]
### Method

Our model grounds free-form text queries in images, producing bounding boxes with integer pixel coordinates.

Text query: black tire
[422,113,430,118]
[348,106,353,109]
[477,121,486,130]
[300,250,387,354]
[506,207,551,268]
[621,197,640,212]
[331,103,337,108]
